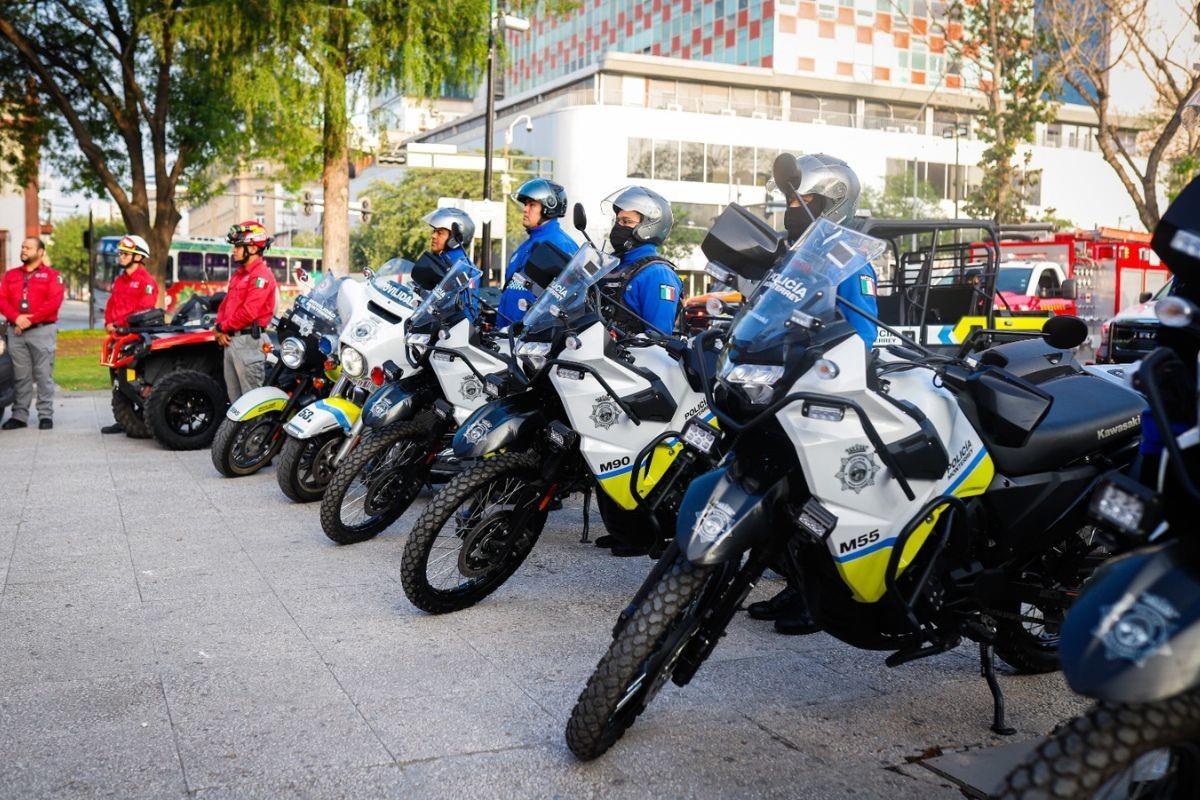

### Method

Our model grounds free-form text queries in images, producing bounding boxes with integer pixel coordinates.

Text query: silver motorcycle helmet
[600,186,674,246]
[768,153,861,225]
[422,207,476,249]
[511,178,567,220]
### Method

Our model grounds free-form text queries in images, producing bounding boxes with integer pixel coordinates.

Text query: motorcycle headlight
[722,363,784,405]
[341,346,366,377]
[517,340,552,372]
[280,337,306,369]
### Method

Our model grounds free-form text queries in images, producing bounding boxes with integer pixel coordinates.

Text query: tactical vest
[599,254,679,335]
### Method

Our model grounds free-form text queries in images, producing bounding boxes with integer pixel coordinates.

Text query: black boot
[747,586,801,620]
[774,605,820,636]
[101,422,125,434]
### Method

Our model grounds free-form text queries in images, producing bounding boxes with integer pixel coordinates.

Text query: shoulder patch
[145,283,155,294]
[659,284,677,302]
[254,277,266,289]
[859,275,876,296]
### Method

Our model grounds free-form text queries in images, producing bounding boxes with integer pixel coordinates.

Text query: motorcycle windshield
[520,244,619,339]
[729,218,886,357]
[293,274,344,333]
[408,259,481,330]
[370,257,419,309]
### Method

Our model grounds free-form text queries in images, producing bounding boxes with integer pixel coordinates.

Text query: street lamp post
[943,121,969,219]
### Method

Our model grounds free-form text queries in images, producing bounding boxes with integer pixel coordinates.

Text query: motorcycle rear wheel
[400,450,547,614]
[320,416,433,545]
[998,691,1200,799]
[210,413,283,477]
[276,429,344,503]
[565,554,716,761]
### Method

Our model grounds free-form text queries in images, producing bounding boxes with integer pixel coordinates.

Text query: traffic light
[360,197,372,224]
[302,191,315,216]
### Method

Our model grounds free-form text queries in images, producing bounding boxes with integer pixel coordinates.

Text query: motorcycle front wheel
[210,413,283,477]
[565,554,717,761]
[400,450,548,614]
[275,429,344,503]
[319,416,434,545]
[998,691,1200,799]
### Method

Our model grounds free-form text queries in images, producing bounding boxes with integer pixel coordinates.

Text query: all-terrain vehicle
[100,292,229,450]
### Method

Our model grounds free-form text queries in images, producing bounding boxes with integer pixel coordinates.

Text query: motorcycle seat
[983,373,1143,476]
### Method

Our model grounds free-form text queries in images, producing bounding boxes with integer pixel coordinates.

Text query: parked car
[1096,278,1174,363]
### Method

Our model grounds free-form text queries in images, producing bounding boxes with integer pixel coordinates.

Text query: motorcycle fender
[676,467,787,566]
[1060,539,1200,704]
[451,392,545,459]
[362,375,437,430]
[282,397,361,439]
[226,386,289,422]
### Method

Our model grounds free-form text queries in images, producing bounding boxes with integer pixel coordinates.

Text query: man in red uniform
[100,234,160,434]
[0,237,65,430]
[214,221,277,403]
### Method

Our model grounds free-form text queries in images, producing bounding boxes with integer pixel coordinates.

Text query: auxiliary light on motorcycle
[681,418,719,456]
[1086,470,1163,544]
[722,362,784,405]
[369,366,386,386]
[280,337,307,369]
[814,358,840,380]
[341,346,366,377]
[318,335,336,356]
[802,402,845,422]
[517,340,552,371]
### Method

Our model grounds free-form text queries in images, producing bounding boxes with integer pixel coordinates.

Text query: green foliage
[661,204,707,263]
[349,169,525,271]
[954,0,1057,223]
[290,230,324,249]
[1167,154,1200,204]
[45,215,123,287]
[860,173,947,219]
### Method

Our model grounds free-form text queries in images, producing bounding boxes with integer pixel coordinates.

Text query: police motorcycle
[275,255,440,502]
[997,179,1200,800]
[211,273,346,477]
[563,192,1147,760]
[398,208,722,614]
[318,257,516,544]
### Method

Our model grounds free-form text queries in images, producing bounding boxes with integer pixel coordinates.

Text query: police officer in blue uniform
[598,186,684,336]
[497,178,579,328]
[750,153,877,634]
[423,207,477,268]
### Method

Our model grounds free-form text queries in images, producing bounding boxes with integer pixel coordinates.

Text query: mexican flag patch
[659,284,677,302]
[145,284,154,294]
[859,275,876,296]
[254,277,267,289]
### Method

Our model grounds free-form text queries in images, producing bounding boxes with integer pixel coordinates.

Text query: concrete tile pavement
[0,395,1087,798]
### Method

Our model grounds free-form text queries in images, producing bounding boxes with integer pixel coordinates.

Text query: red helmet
[227,220,272,251]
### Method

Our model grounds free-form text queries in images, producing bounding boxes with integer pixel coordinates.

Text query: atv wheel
[276,429,344,503]
[566,555,716,761]
[111,391,152,439]
[211,413,284,477]
[145,370,226,450]
[998,692,1200,799]
[400,450,548,613]
[320,416,434,545]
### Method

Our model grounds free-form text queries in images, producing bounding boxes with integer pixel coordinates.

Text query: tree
[45,214,123,291]
[661,204,708,264]
[349,168,524,272]
[0,1,284,296]
[1042,0,1200,228]
[860,173,947,219]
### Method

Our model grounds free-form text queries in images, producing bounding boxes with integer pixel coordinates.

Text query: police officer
[598,186,684,336]
[214,221,278,403]
[424,207,476,265]
[749,153,876,634]
[101,234,159,434]
[496,178,579,328]
[0,237,64,430]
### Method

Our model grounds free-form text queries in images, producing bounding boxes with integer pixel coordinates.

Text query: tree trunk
[320,2,350,277]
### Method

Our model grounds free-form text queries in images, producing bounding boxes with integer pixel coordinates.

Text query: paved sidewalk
[0,395,1088,799]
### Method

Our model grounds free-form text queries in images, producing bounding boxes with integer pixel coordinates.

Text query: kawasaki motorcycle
[275,255,441,503]
[565,209,1144,760]
[318,260,512,544]
[211,274,345,477]
[398,238,721,614]
[997,178,1200,800]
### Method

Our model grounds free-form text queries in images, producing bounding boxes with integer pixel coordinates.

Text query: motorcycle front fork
[335,418,364,464]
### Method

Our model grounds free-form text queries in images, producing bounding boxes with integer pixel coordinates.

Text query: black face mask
[609,224,637,253]
[784,196,829,241]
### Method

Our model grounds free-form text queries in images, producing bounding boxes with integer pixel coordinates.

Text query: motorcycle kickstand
[980,643,1016,736]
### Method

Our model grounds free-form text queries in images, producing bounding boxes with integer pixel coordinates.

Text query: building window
[254,189,266,207]
[681,141,705,181]
[628,137,653,178]
[706,143,731,184]
[654,140,681,181]
[732,146,755,184]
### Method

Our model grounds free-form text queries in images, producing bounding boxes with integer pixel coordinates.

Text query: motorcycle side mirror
[363,266,376,280]
[1059,278,1077,299]
[1041,315,1088,350]
[1138,291,1153,303]
[772,152,801,202]
[573,202,587,233]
